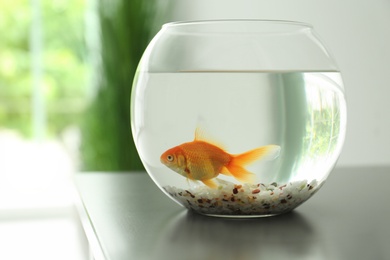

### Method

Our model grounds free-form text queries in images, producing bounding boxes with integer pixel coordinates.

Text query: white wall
[169,0,390,167]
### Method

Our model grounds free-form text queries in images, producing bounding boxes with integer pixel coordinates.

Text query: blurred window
[0,0,89,258]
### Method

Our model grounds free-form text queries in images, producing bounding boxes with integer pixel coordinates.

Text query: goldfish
[160,128,281,188]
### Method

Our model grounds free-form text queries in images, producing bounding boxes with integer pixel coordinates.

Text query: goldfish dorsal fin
[194,127,226,150]
[194,126,205,141]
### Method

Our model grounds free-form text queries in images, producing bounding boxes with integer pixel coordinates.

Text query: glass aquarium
[131,20,346,217]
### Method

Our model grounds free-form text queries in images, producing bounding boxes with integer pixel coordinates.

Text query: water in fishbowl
[131,71,346,216]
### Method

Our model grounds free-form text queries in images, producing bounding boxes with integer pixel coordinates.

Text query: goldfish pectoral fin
[226,164,256,184]
[186,178,195,185]
[201,179,218,189]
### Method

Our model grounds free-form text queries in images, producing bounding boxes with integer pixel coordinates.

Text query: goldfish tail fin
[201,179,218,189]
[220,166,233,176]
[227,145,281,183]
[233,145,281,165]
[225,164,256,183]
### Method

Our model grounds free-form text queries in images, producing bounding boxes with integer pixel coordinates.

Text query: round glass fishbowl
[131,20,347,217]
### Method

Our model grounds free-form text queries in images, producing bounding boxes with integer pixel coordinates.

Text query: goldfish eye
[167,155,174,162]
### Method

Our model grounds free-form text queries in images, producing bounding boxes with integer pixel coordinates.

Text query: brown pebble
[231,197,235,202]
[185,190,195,198]
[235,184,242,189]
[197,199,203,203]
[279,184,287,190]
[233,188,238,194]
[309,185,314,190]
[252,189,260,194]
[280,199,287,203]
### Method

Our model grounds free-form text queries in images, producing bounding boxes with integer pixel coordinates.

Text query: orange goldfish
[160,128,280,188]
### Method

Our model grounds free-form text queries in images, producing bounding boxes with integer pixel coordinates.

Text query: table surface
[75,166,390,260]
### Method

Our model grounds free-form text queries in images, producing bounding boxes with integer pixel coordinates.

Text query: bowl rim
[162,19,313,29]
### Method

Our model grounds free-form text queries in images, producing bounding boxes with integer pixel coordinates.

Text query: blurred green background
[80,1,162,171]
[0,0,166,171]
[0,0,337,174]
[0,0,87,137]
